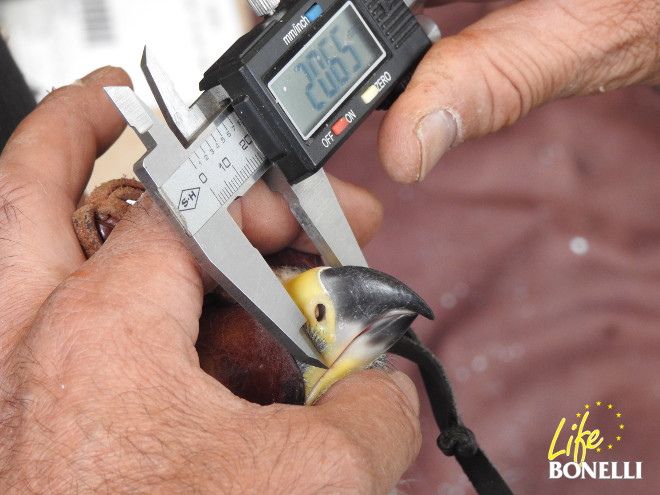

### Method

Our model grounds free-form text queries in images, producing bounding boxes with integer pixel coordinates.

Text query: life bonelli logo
[547,401,642,480]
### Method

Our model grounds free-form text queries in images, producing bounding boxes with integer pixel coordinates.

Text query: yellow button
[361,85,379,104]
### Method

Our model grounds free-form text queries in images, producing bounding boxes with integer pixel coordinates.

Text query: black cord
[391,329,514,495]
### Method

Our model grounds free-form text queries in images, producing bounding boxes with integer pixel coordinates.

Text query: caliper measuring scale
[105,0,439,369]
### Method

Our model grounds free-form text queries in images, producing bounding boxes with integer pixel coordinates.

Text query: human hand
[380,0,660,182]
[0,67,419,493]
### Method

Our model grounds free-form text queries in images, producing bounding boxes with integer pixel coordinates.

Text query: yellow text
[548,411,603,463]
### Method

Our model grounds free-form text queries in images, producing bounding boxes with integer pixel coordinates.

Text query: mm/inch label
[162,113,267,236]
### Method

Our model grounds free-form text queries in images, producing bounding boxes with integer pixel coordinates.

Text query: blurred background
[0,0,250,101]
[2,1,659,493]
[0,0,251,188]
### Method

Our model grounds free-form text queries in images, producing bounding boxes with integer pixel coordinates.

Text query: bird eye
[315,304,326,322]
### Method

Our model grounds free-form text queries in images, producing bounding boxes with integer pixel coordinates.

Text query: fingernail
[415,109,459,181]
[389,370,420,415]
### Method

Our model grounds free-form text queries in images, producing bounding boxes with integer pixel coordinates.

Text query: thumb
[379,0,660,183]
[314,370,422,494]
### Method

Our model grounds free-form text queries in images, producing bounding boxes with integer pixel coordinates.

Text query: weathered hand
[0,67,420,494]
[380,0,660,182]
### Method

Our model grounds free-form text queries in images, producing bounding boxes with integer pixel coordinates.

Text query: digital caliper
[105,0,439,369]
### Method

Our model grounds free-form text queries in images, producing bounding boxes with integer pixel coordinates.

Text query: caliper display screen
[268,2,386,140]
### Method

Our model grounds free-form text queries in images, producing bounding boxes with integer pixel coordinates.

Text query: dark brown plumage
[196,249,324,405]
[196,299,305,405]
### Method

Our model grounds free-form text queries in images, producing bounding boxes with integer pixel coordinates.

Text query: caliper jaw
[104,49,367,369]
[264,167,366,268]
[141,47,226,147]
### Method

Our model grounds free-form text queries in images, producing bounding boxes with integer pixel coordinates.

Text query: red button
[331,117,350,136]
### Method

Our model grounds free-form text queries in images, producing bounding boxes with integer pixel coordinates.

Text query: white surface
[0,0,249,104]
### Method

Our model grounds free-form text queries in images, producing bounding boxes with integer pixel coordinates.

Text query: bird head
[283,266,433,404]
[197,253,433,405]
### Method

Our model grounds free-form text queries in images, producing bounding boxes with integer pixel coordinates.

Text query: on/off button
[331,117,350,136]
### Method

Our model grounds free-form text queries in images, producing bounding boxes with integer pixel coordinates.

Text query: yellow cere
[283,267,336,353]
[284,267,340,401]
